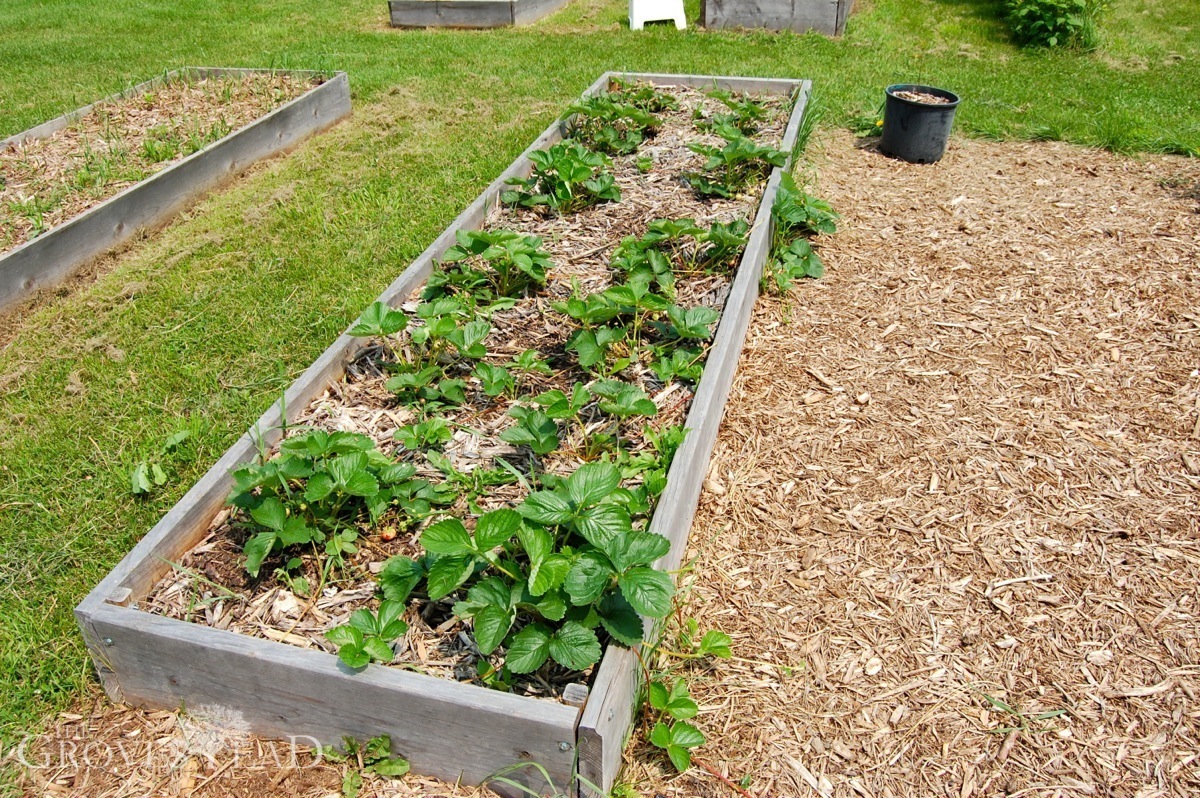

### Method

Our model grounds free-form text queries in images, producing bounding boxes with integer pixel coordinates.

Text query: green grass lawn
[0,0,1196,786]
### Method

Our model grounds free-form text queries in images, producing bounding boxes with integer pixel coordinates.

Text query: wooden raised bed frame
[702,0,854,35]
[388,0,570,29]
[75,71,811,797]
[0,67,351,314]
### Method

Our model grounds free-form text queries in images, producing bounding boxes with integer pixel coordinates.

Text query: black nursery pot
[880,84,961,164]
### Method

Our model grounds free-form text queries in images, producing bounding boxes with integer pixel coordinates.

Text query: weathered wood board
[702,0,854,35]
[76,71,811,797]
[0,68,351,314]
[577,82,811,798]
[388,0,572,28]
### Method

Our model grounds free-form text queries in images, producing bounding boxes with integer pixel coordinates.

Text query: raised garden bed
[703,0,854,35]
[388,0,570,28]
[75,71,811,797]
[0,67,351,314]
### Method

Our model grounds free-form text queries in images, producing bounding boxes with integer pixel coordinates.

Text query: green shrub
[1005,0,1109,49]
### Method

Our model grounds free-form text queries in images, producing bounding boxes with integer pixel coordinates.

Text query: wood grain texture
[702,0,853,34]
[577,79,811,798]
[389,0,514,28]
[388,0,570,28]
[0,70,351,313]
[81,603,578,796]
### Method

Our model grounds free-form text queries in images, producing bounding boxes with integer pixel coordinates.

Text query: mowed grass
[0,0,1196,781]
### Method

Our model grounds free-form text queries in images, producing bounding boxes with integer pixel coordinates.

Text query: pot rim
[885,83,961,108]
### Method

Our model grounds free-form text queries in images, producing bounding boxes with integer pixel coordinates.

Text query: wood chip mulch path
[11,131,1200,797]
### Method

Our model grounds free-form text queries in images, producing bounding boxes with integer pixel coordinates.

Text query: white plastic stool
[629,0,686,29]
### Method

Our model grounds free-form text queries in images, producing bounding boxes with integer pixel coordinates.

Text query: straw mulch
[12,131,1200,797]
[624,131,1200,797]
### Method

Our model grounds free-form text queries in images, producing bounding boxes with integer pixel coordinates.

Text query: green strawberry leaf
[379,556,424,602]
[425,554,475,600]
[617,566,674,618]
[243,530,278,577]
[548,621,602,671]
[473,604,514,655]
[519,491,574,526]
[567,461,621,507]
[505,624,552,674]
[421,519,474,556]
[565,550,616,605]
[474,508,521,550]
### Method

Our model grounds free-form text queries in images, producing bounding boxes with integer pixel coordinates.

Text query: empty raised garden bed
[0,67,351,313]
[75,71,811,797]
[388,0,571,28]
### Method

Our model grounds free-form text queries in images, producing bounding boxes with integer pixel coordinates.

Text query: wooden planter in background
[0,68,351,314]
[75,71,811,797]
[388,0,571,28]
[703,0,854,35]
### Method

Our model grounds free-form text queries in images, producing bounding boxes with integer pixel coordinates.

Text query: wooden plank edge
[0,71,351,312]
[388,0,517,29]
[621,72,803,95]
[576,83,812,796]
[79,602,578,795]
[1,67,341,150]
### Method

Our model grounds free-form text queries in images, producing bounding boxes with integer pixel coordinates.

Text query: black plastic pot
[879,84,960,164]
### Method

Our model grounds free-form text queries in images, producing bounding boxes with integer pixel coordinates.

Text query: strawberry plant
[472,362,516,398]
[229,430,445,577]
[771,172,839,244]
[532,383,591,423]
[566,95,660,156]
[611,217,749,293]
[385,365,467,410]
[699,88,770,135]
[652,347,706,385]
[325,599,408,668]
[764,238,825,292]
[589,380,658,421]
[500,405,561,456]
[608,78,680,113]
[565,325,628,374]
[764,173,837,294]
[349,301,408,338]
[685,130,788,199]
[374,461,676,677]
[394,416,454,451]
[697,219,750,272]
[502,141,621,214]
[433,229,553,299]
[329,735,410,798]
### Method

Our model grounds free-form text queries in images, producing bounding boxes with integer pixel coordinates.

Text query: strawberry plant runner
[75,72,812,797]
